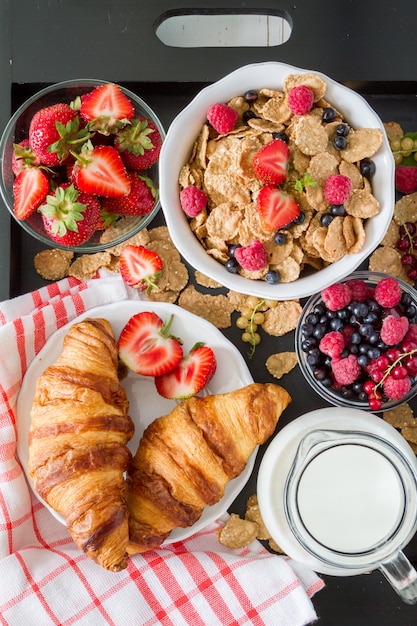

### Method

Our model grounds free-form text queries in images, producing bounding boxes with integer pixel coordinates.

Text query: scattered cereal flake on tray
[194,271,223,289]
[266,352,298,380]
[368,246,412,283]
[148,225,172,241]
[245,494,271,541]
[393,192,417,224]
[178,285,234,328]
[68,252,112,280]
[383,403,417,454]
[217,513,259,549]
[104,227,151,256]
[34,249,74,281]
[261,301,302,336]
[383,121,404,142]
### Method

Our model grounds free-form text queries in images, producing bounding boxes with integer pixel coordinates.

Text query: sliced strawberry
[80,83,135,133]
[119,245,163,293]
[102,171,157,216]
[72,142,131,197]
[155,343,217,399]
[253,139,290,186]
[118,311,183,377]
[256,185,300,231]
[13,167,49,220]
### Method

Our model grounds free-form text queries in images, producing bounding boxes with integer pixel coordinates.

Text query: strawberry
[256,185,300,231]
[118,312,183,377]
[13,167,49,220]
[253,139,290,186]
[39,183,101,246]
[12,140,41,175]
[395,165,417,194]
[119,245,163,293]
[80,83,135,134]
[114,116,163,170]
[101,171,157,216]
[71,142,131,197]
[155,343,216,399]
[29,103,87,166]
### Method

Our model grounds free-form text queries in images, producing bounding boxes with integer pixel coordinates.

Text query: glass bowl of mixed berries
[296,271,417,411]
[0,79,165,252]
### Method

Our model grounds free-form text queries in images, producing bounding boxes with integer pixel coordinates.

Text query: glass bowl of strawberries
[0,79,165,252]
[295,270,417,412]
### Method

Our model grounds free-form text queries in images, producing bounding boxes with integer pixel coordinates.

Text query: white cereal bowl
[159,62,395,300]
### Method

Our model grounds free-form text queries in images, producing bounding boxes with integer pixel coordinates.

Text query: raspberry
[319,331,345,358]
[395,165,417,195]
[321,282,352,311]
[380,315,409,346]
[234,240,267,271]
[383,374,411,400]
[331,354,361,385]
[207,103,238,135]
[404,323,417,344]
[180,185,207,217]
[345,279,368,302]
[374,276,402,307]
[287,85,314,116]
[323,174,352,205]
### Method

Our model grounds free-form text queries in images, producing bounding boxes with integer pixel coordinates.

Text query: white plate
[257,407,417,576]
[17,300,254,544]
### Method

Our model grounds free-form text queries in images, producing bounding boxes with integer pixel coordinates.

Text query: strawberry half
[102,171,157,216]
[253,139,290,186]
[119,245,163,293]
[118,312,183,377]
[80,83,135,134]
[72,142,131,197]
[256,185,300,231]
[155,343,217,399]
[13,167,49,220]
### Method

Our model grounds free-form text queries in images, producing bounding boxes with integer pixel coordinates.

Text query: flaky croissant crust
[127,382,291,554]
[28,318,134,572]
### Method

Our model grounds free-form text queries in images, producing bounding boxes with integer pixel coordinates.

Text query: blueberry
[272,131,289,143]
[242,110,257,124]
[350,332,361,344]
[321,377,333,388]
[301,322,315,336]
[360,158,376,178]
[354,302,369,317]
[306,313,319,325]
[266,270,280,284]
[320,213,334,227]
[336,123,350,137]
[229,244,242,257]
[358,354,370,367]
[274,231,287,245]
[322,107,337,122]
[330,318,344,331]
[293,211,306,225]
[333,135,348,150]
[313,324,327,339]
[341,386,354,399]
[301,337,318,351]
[330,204,346,216]
[313,303,326,315]
[225,258,239,273]
[243,90,258,103]
[359,323,374,337]
[368,347,381,360]
[313,367,328,381]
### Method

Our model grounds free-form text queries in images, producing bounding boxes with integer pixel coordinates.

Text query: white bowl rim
[160,61,395,300]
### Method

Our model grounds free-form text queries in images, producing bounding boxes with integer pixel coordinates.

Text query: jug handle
[379,550,417,605]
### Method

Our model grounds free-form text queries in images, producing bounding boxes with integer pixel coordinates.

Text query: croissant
[28,318,134,572]
[126,382,291,554]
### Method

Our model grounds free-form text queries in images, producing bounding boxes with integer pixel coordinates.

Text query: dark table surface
[2,2,417,624]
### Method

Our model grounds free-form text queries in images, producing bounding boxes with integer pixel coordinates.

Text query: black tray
[2,2,417,624]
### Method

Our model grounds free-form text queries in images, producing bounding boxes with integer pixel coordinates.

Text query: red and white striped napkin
[0,275,324,626]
